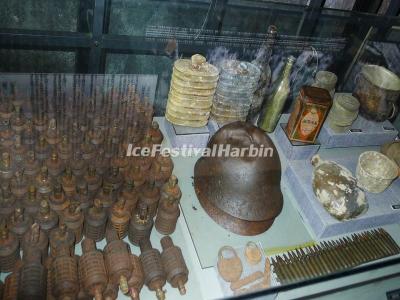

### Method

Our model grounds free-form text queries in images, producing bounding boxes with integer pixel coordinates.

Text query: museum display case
[1,0,400,299]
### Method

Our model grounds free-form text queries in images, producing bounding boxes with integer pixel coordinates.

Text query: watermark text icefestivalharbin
[126,144,274,158]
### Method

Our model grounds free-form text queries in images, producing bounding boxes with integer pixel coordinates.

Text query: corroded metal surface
[194,121,283,235]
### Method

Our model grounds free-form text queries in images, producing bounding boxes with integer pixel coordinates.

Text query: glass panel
[222,0,306,34]
[105,53,173,115]
[0,49,76,73]
[0,0,80,32]
[108,0,213,36]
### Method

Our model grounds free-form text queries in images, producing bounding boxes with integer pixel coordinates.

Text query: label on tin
[299,108,320,136]
[290,103,326,143]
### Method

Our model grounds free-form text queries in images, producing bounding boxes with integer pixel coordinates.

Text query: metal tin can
[286,86,332,144]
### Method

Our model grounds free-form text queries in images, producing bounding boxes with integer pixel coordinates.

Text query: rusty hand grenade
[138,180,160,219]
[49,183,70,216]
[49,223,75,257]
[22,223,49,261]
[84,166,102,199]
[139,239,166,300]
[51,246,79,300]
[35,199,59,235]
[128,254,145,300]
[128,202,153,246]
[104,227,132,295]
[161,175,181,205]
[61,167,77,198]
[84,199,108,242]
[120,179,139,214]
[156,154,174,182]
[0,184,16,220]
[155,196,180,235]
[0,222,20,272]
[18,249,47,300]
[62,202,84,244]
[78,238,108,300]
[110,198,131,239]
[35,166,53,199]
[9,207,33,241]
[10,170,28,200]
[22,185,40,218]
[160,236,189,295]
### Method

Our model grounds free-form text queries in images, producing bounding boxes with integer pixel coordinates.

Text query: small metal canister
[286,86,332,144]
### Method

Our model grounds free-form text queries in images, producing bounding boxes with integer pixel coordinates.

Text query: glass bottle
[258,55,295,133]
[250,25,278,119]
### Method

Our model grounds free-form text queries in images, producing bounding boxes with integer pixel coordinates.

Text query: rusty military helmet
[194,121,283,235]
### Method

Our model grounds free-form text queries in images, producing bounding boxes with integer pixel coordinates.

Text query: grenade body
[160,236,189,295]
[96,186,116,214]
[110,200,131,239]
[139,182,160,218]
[45,256,56,300]
[84,168,102,198]
[49,185,70,215]
[79,239,108,299]
[49,224,75,257]
[22,224,49,261]
[104,167,124,194]
[161,175,182,203]
[120,183,139,214]
[61,170,77,197]
[0,187,16,220]
[9,208,32,241]
[128,254,145,300]
[35,200,59,235]
[18,250,47,300]
[71,154,87,180]
[52,248,79,299]
[22,186,40,218]
[35,167,53,198]
[63,205,84,243]
[139,239,166,300]
[34,136,50,162]
[125,166,146,190]
[128,213,153,246]
[148,162,166,187]
[104,229,132,294]
[46,153,64,182]
[10,172,28,200]
[155,200,180,235]
[84,201,108,242]
[157,155,173,182]
[148,121,164,144]
[0,228,20,272]
[75,186,92,214]
[57,136,73,161]
[22,153,40,183]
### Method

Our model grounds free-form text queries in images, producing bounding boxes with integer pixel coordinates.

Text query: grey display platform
[319,115,398,148]
[163,118,219,148]
[274,123,321,161]
[284,153,400,239]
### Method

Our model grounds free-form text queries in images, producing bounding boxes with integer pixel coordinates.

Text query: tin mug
[356,151,398,193]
